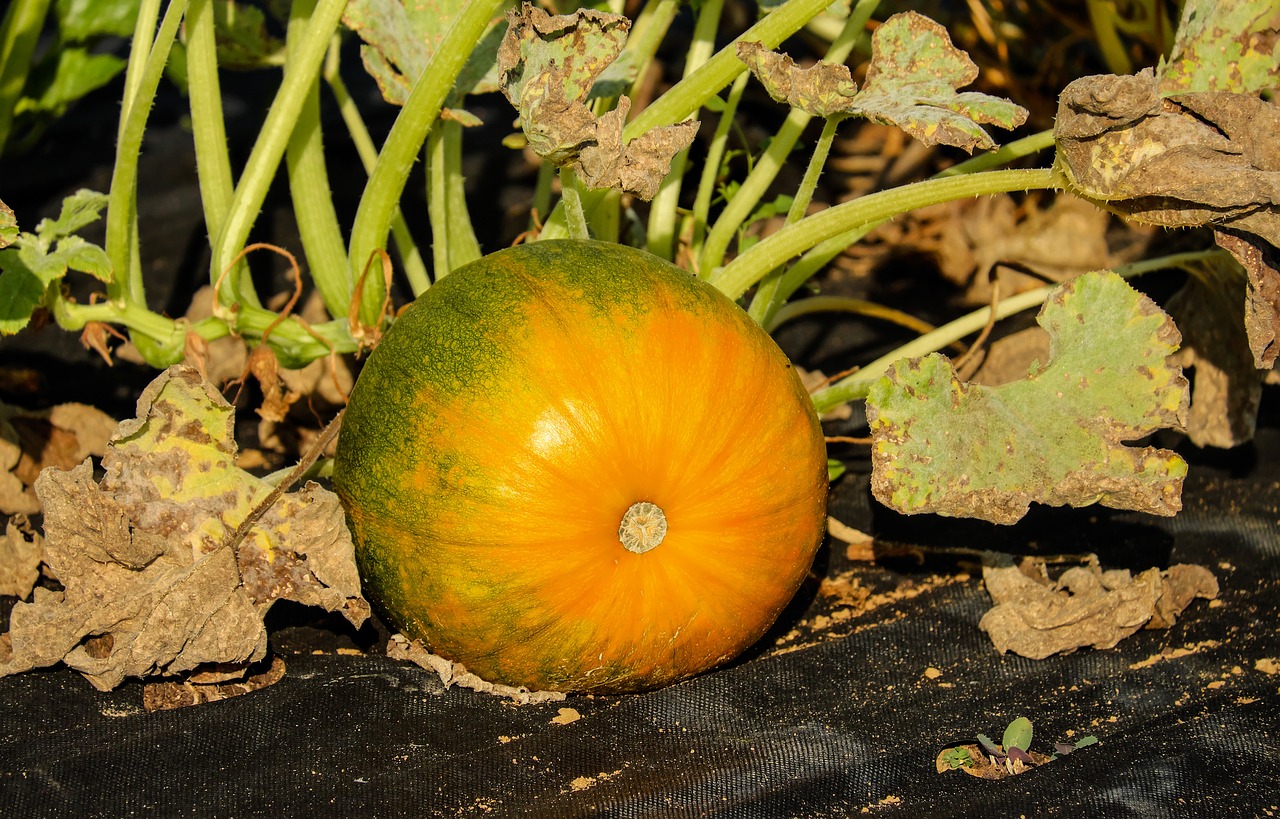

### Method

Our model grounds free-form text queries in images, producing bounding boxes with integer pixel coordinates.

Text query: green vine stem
[559,167,590,241]
[426,118,482,282]
[322,42,429,295]
[747,113,845,325]
[210,0,345,312]
[767,294,939,337]
[807,248,1228,414]
[696,3,866,275]
[285,0,351,321]
[0,0,52,153]
[760,128,1057,313]
[537,0,844,240]
[689,71,748,265]
[186,0,251,307]
[645,0,724,260]
[105,0,186,307]
[347,0,504,326]
[711,167,1059,300]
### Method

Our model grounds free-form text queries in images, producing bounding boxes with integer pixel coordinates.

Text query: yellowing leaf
[1157,0,1280,95]
[497,4,698,199]
[866,272,1189,524]
[344,0,506,107]
[0,366,368,691]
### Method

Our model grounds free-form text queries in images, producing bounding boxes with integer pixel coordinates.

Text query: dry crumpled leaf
[1055,72,1280,243]
[936,195,1151,304]
[979,558,1219,659]
[0,400,116,515]
[142,655,287,712]
[0,516,41,598]
[1218,229,1280,369]
[739,12,1026,152]
[1166,258,1267,448]
[387,634,566,705]
[0,366,368,691]
[497,4,698,200]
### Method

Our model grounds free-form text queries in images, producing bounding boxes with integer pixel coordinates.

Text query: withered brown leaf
[0,366,368,690]
[979,558,1218,659]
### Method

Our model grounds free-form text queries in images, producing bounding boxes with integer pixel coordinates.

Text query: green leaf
[56,0,141,41]
[211,0,285,70]
[34,189,108,242]
[19,48,125,117]
[1002,717,1033,753]
[0,250,49,335]
[1157,0,1280,95]
[827,458,846,482]
[866,271,1189,525]
[51,235,112,282]
[344,0,504,106]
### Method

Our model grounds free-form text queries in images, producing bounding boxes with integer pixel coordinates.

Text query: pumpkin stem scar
[618,502,668,554]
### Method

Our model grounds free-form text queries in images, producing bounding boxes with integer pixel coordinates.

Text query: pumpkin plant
[332,240,828,692]
[0,0,1273,694]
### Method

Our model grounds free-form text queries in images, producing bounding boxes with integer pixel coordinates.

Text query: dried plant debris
[866,271,1189,525]
[938,716,1097,779]
[1055,71,1279,245]
[497,4,697,199]
[387,634,566,705]
[1219,229,1280,369]
[142,655,286,712]
[1166,257,1267,448]
[0,400,116,515]
[0,366,368,691]
[740,12,1027,152]
[1054,0,1279,366]
[979,557,1219,660]
[0,516,41,599]
[343,0,505,108]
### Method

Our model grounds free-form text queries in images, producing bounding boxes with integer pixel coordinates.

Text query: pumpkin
[332,239,828,693]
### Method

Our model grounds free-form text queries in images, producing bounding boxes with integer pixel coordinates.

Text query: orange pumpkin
[333,239,827,693]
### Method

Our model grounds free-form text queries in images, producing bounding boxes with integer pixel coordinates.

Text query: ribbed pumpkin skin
[333,240,827,693]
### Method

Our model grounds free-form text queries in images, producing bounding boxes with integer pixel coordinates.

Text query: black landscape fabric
[3,415,1279,817]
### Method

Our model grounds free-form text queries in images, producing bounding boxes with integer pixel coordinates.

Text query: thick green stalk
[348,0,504,326]
[765,130,1057,308]
[0,0,52,154]
[689,72,748,264]
[323,46,428,293]
[538,0,844,240]
[623,0,847,141]
[696,5,865,274]
[211,0,347,308]
[747,114,843,324]
[645,0,724,259]
[807,248,1226,414]
[711,168,1059,300]
[426,118,482,282]
[185,0,249,304]
[105,0,187,304]
[285,0,350,320]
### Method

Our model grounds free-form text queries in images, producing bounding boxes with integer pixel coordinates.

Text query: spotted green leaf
[1158,0,1280,95]
[866,272,1189,525]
